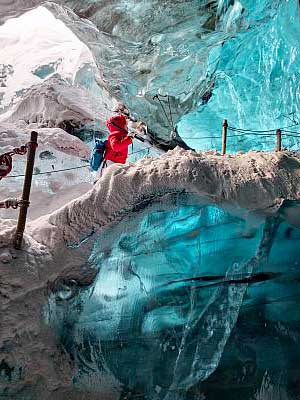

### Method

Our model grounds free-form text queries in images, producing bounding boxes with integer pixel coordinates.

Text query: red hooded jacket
[104,115,132,164]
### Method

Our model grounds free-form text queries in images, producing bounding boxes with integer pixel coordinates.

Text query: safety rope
[153,94,175,132]
[228,121,300,134]
[167,96,175,131]
[0,198,23,209]
[5,146,153,179]
[0,145,28,180]
[181,128,300,141]
[6,165,89,178]
[281,129,300,135]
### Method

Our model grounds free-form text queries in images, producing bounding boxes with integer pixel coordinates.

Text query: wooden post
[276,129,282,152]
[222,119,228,155]
[14,131,38,250]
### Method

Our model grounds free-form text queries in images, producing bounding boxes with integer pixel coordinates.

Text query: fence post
[222,119,228,155]
[14,131,38,250]
[276,129,282,152]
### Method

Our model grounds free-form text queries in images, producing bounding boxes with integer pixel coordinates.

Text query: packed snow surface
[29,148,300,246]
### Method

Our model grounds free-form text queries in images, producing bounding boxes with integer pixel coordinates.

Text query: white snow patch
[0,122,93,220]
[0,122,90,157]
[0,76,106,126]
[0,6,94,111]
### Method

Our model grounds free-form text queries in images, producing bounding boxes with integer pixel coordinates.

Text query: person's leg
[94,160,115,184]
[100,160,115,176]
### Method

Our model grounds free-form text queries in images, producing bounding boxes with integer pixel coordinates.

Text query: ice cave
[1,1,300,399]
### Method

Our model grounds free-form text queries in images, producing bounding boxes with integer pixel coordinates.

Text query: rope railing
[6,164,90,178]
[0,145,28,180]
[0,198,22,209]
[225,120,300,153]
[182,131,300,139]
[227,121,300,134]
[181,120,300,154]
[3,122,300,180]
[4,146,153,179]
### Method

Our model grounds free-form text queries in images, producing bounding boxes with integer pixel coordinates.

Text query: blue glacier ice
[46,195,300,399]
[178,0,300,153]
[3,1,300,151]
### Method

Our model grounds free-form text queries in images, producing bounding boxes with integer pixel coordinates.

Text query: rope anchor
[0,145,27,180]
[0,198,22,209]
[0,132,38,249]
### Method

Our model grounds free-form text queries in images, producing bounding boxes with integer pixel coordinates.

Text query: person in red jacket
[104,114,133,165]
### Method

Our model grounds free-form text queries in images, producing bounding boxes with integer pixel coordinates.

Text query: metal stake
[14,131,38,249]
[276,129,282,152]
[222,119,228,155]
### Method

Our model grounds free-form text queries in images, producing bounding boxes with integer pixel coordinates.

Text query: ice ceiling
[1,1,300,400]
[1,0,300,151]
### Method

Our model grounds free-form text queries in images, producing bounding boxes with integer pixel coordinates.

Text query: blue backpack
[90,139,107,171]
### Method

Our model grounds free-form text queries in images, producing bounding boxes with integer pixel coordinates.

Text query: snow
[0,76,105,127]
[0,123,93,220]
[0,148,300,397]
[0,6,94,112]
[0,122,90,157]
[29,148,300,247]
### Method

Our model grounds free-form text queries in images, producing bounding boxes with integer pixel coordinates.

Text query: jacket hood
[106,115,128,134]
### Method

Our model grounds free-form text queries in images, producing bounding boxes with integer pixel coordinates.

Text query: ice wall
[1,148,300,399]
[46,197,300,400]
[2,1,299,152]
[35,1,300,152]
[179,0,300,153]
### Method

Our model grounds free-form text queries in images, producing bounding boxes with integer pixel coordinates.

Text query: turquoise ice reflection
[47,195,300,399]
[178,0,300,153]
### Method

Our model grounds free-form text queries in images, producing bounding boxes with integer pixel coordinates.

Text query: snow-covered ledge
[2,147,300,264]
[29,147,300,247]
[0,148,300,397]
